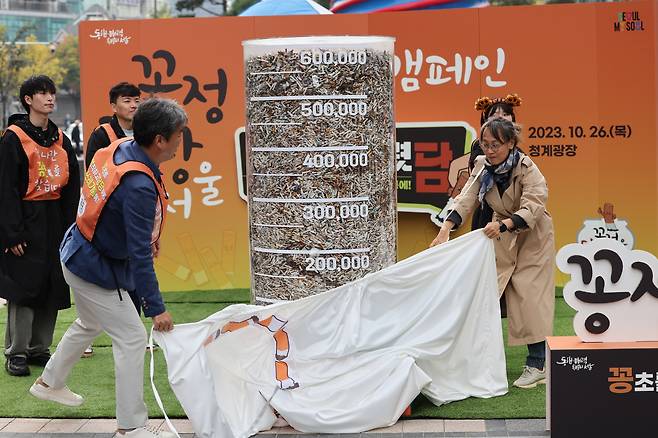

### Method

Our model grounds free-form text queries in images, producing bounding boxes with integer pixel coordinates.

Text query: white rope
[441,164,485,230]
[149,327,181,438]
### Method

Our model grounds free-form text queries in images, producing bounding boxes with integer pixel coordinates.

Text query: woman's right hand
[430,227,451,247]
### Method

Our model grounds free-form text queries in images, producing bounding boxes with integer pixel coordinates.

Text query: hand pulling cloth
[153,231,508,438]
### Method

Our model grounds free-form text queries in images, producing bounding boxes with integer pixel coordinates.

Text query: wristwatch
[497,220,508,233]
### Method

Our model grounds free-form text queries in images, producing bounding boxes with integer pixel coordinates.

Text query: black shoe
[5,356,30,376]
[27,352,51,367]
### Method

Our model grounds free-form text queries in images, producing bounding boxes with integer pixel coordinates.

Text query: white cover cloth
[154,231,508,438]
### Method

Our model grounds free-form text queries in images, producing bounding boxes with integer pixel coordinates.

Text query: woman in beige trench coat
[431,117,555,389]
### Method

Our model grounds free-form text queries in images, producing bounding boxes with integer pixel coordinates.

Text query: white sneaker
[513,366,546,389]
[29,380,84,407]
[116,427,176,438]
[81,346,94,358]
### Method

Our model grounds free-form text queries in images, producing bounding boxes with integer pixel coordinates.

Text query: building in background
[80,0,226,18]
[82,0,142,18]
[0,0,82,42]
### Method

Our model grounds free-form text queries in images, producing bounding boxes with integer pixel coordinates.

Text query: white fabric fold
[154,231,508,438]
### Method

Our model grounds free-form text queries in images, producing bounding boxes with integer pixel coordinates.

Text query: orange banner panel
[79,0,657,292]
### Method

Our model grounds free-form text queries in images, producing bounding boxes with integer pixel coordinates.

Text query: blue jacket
[60,140,166,317]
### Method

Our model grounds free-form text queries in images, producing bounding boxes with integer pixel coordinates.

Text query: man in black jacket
[0,75,81,376]
[70,120,82,155]
[84,82,141,168]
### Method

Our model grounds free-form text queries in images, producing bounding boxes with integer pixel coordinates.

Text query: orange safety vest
[99,123,120,143]
[6,125,70,201]
[76,138,169,245]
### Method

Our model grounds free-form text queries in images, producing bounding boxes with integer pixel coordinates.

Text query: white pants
[43,264,148,429]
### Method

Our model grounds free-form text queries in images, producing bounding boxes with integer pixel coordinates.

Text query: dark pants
[4,301,57,359]
[526,341,546,369]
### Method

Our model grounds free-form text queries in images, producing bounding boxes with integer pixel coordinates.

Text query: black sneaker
[5,356,30,376]
[27,352,51,367]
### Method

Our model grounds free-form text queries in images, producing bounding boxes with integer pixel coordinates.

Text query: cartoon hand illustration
[597,203,617,224]
[449,170,469,198]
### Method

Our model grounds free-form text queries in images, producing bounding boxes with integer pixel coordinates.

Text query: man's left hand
[152,311,174,332]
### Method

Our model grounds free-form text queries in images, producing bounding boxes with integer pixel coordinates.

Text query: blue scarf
[478,148,521,203]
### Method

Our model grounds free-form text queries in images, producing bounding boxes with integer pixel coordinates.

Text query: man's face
[112,95,141,124]
[25,91,55,116]
[157,126,185,163]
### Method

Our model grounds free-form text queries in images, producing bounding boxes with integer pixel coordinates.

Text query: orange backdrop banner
[79,0,657,292]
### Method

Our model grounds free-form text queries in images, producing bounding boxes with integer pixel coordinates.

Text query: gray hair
[133,98,188,147]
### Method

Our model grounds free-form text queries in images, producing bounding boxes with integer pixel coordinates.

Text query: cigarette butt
[177,233,209,286]
[155,254,191,281]
[200,247,233,288]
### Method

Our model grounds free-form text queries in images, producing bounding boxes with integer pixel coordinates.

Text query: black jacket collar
[7,113,60,147]
[109,115,126,138]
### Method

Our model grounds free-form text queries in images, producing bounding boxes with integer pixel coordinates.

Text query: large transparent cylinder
[243,36,396,304]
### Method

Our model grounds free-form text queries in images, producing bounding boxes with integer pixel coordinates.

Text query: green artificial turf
[0,291,575,419]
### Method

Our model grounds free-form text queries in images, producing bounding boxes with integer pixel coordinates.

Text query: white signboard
[556,238,658,342]
[576,203,635,248]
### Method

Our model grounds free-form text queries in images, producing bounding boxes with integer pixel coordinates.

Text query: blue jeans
[526,341,546,369]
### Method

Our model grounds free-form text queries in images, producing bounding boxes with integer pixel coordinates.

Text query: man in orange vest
[0,75,81,377]
[85,82,141,168]
[82,82,141,358]
[30,98,184,438]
